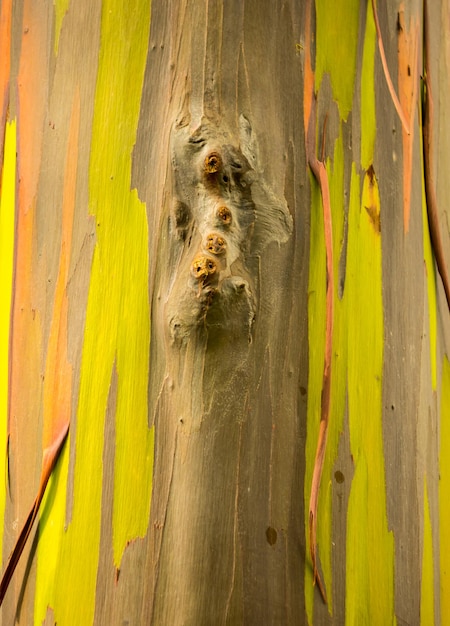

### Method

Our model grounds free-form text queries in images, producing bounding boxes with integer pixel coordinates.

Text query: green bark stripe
[305,130,349,620]
[345,165,394,624]
[315,0,360,121]
[34,0,152,623]
[421,477,435,625]
[360,4,376,170]
[54,0,70,55]
[34,444,70,621]
[421,160,437,389]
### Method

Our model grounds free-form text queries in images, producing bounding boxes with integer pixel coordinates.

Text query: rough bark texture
[0,0,450,625]
[134,3,309,623]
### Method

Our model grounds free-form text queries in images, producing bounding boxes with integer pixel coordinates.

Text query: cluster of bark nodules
[166,115,292,344]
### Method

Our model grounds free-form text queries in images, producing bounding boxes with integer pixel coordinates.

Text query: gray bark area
[131,1,309,623]
[376,2,449,624]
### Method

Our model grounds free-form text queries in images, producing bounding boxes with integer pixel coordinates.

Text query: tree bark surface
[0,1,449,625]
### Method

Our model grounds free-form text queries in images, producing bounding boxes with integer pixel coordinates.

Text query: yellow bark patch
[34,0,153,622]
[439,357,450,624]
[315,0,360,120]
[421,144,437,389]
[421,477,434,625]
[53,0,70,55]
[360,5,376,170]
[0,120,16,566]
[345,165,395,624]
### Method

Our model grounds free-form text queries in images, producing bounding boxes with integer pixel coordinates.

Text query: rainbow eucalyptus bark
[147,114,293,623]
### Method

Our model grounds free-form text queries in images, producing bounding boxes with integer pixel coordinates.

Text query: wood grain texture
[133,1,309,624]
[0,0,449,624]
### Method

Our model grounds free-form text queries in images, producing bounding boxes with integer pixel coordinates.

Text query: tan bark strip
[422,0,450,312]
[371,0,410,135]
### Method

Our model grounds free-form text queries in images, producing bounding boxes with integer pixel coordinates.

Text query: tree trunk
[0,0,449,624]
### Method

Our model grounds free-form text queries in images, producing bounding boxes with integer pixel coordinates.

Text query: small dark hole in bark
[266,526,277,546]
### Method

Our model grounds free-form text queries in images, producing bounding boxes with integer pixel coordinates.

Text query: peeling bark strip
[307,104,334,605]
[371,0,410,135]
[422,0,450,312]
[0,422,69,605]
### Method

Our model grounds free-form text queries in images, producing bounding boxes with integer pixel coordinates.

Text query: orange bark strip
[423,0,450,312]
[8,198,40,474]
[42,89,79,447]
[307,105,334,604]
[17,0,49,215]
[0,82,80,610]
[303,5,331,602]
[1,3,72,603]
[371,0,410,135]
[397,6,419,232]
[9,0,49,440]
